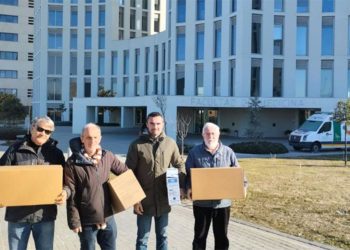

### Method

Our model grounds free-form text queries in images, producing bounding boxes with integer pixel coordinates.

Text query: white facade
[34,0,350,139]
[0,0,34,107]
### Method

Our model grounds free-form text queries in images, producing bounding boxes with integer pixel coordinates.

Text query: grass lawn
[232,157,350,249]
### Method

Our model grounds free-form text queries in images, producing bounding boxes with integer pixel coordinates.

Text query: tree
[177,114,191,157]
[0,93,26,125]
[97,89,116,97]
[245,96,263,143]
[333,99,350,166]
[152,95,167,132]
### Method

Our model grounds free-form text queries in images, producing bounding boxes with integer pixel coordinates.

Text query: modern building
[34,0,350,139]
[0,0,34,108]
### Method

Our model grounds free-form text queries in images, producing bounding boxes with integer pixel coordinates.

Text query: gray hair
[202,122,220,134]
[31,116,55,131]
[81,123,101,136]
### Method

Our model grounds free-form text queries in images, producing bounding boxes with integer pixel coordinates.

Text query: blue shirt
[185,142,239,208]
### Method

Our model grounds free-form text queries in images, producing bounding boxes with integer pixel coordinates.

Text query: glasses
[36,126,53,135]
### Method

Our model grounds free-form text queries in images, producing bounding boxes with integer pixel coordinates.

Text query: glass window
[274,16,284,55]
[99,7,105,26]
[230,17,236,55]
[0,14,18,23]
[231,0,236,12]
[196,24,204,60]
[98,53,105,75]
[70,53,77,75]
[0,51,17,60]
[85,31,92,49]
[162,43,166,71]
[142,12,148,31]
[273,60,283,97]
[70,31,77,49]
[84,52,91,75]
[274,0,283,12]
[348,17,350,55]
[47,52,62,75]
[251,14,262,54]
[84,79,91,97]
[0,32,18,42]
[48,30,62,49]
[142,0,148,9]
[145,75,149,95]
[123,77,129,96]
[252,0,261,10]
[111,51,118,75]
[297,0,308,13]
[135,77,140,96]
[0,0,18,6]
[135,49,140,74]
[320,60,333,97]
[119,7,124,28]
[197,0,205,20]
[296,60,308,97]
[153,75,158,95]
[213,62,221,96]
[49,9,63,26]
[296,17,308,56]
[229,60,235,96]
[130,9,136,30]
[195,64,204,96]
[70,79,77,100]
[154,0,160,10]
[47,78,62,100]
[98,29,105,49]
[154,45,159,72]
[176,64,185,95]
[0,70,17,78]
[154,14,160,32]
[177,0,186,23]
[348,61,350,97]
[322,17,334,56]
[71,9,78,26]
[145,47,150,73]
[214,21,221,58]
[215,0,222,17]
[251,58,261,96]
[176,26,185,61]
[85,9,92,26]
[322,0,334,12]
[123,50,129,75]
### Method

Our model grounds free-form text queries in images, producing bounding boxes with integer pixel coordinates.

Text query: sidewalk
[0,203,339,250]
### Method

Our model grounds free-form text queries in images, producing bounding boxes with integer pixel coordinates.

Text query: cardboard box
[191,167,245,200]
[108,169,146,214]
[0,165,62,206]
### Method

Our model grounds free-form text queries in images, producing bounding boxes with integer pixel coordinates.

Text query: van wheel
[310,143,321,152]
[293,146,301,151]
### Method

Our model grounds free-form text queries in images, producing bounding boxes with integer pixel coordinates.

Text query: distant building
[0,0,34,108]
[34,0,349,139]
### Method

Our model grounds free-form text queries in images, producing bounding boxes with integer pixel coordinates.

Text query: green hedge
[229,141,289,154]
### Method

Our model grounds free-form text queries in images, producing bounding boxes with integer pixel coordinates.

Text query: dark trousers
[192,205,230,250]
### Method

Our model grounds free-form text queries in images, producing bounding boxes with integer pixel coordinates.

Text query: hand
[133,202,144,215]
[72,227,82,233]
[187,188,192,200]
[180,188,186,200]
[55,190,67,205]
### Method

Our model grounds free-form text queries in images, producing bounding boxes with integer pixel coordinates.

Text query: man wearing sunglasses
[0,116,67,250]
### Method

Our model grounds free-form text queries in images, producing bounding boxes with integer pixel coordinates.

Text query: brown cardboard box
[0,165,62,206]
[191,167,245,200]
[108,169,146,214]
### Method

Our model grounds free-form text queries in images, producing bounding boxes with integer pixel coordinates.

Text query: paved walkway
[0,202,339,250]
[0,126,343,249]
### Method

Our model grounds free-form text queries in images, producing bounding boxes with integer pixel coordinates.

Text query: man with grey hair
[65,123,128,250]
[0,116,66,250]
[186,122,243,250]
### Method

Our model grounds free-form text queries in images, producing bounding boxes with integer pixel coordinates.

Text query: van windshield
[299,120,323,132]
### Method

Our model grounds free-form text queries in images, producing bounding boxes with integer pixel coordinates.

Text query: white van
[288,113,349,152]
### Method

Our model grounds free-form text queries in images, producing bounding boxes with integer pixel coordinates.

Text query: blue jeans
[78,216,117,250]
[8,220,55,250]
[136,213,168,250]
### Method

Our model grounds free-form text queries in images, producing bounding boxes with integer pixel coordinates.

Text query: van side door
[317,122,333,143]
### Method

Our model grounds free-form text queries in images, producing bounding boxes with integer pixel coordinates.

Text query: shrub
[229,141,288,154]
[0,127,27,140]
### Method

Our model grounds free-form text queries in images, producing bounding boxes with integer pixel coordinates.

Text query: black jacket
[0,135,65,223]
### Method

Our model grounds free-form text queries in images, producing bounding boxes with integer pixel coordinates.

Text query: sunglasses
[36,126,53,135]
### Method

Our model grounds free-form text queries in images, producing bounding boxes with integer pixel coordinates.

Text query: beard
[204,140,218,150]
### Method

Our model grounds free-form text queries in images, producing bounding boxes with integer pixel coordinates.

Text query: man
[186,122,244,250]
[126,112,186,250]
[65,123,128,250]
[0,116,67,250]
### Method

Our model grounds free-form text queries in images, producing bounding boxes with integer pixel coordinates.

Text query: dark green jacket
[126,132,186,217]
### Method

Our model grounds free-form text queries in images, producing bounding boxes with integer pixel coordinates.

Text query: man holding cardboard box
[0,116,66,250]
[126,112,186,250]
[65,123,128,250]
[186,122,244,250]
